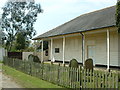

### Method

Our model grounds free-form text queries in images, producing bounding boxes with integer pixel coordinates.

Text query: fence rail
[3,57,119,88]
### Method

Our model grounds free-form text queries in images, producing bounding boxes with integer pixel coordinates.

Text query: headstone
[28,54,34,62]
[69,59,79,82]
[69,59,79,68]
[33,56,41,63]
[84,58,93,70]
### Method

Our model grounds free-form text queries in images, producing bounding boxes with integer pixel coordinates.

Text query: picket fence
[3,57,119,89]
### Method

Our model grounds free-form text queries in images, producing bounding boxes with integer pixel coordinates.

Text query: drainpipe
[80,32,85,66]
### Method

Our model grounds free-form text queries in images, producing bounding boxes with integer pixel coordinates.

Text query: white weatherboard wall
[65,35,82,62]
[110,30,118,66]
[85,31,107,65]
[53,38,63,61]
[51,35,82,62]
[49,27,119,67]
[84,29,118,66]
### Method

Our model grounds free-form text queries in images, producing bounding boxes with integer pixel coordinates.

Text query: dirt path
[0,63,22,89]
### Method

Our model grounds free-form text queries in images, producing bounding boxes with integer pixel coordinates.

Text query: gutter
[32,25,116,40]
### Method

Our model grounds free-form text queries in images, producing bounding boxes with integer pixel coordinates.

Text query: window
[55,48,59,53]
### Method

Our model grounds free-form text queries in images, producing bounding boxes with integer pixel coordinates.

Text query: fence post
[41,63,44,80]
[29,62,32,75]
[57,63,60,85]
[12,58,14,67]
[24,61,26,73]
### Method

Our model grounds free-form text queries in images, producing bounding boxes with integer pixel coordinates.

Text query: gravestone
[69,59,79,82]
[28,54,34,62]
[69,59,79,68]
[33,56,41,63]
[84,58,93,70]
[28,54,41,63]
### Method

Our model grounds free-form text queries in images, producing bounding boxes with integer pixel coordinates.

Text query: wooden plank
[86,69,88,88]
[108,72,111,88]
[83,69,85,88]
[96,70,98,88]
[99,71,101,88]
[76,68,79,88]
[93,70,95,88]
[102,71,104,88]
[79,66,81,88]
[90,69,92,88]
[111,72,114,88]
[115,73,118,88]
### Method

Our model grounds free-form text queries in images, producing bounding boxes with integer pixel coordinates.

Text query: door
[87,45,96,66]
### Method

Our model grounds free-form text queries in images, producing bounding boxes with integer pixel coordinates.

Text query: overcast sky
[0,0,117,37]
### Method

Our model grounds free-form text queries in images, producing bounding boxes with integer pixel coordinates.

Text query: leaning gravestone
[28,54,34,62]
[28,54,41,63]
[84,58,93,70]
[69,59,79,82]
[33,56,41,63]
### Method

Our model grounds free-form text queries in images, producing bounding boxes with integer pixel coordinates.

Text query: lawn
[0,63,2,70]
[0,60,3,63]
[3,65,66,88]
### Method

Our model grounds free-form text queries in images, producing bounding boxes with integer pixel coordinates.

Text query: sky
[0,0,117,38]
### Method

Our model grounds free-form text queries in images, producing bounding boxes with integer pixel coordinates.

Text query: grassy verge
[3,65,64,88]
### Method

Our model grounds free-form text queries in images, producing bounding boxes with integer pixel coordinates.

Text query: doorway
[87,45,96,66]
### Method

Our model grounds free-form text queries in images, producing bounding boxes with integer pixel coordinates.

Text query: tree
[35,41,48,52]
[116,1,120,33]
[0,30,6,46]
[2,0,42,51]
[15,32,26,50]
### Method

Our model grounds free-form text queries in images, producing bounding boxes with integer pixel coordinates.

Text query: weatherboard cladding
[33,6,116,40]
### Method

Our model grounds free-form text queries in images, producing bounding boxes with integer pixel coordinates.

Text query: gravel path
[0,63,22,89]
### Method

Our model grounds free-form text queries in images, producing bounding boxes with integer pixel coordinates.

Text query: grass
[0,60,3,63]
[3,65,65,88]
[0,63,2,70]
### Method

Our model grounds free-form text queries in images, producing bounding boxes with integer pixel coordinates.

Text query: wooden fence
[3,57,119,89]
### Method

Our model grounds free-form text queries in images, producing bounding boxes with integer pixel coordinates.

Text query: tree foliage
[116,1,120,32]
[35,41,48,52]
[15,33,26,50]
[0,30,6,46]
[2,0,42,51]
